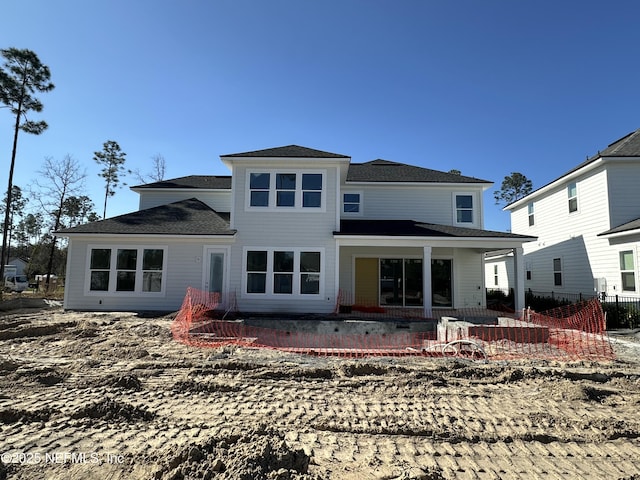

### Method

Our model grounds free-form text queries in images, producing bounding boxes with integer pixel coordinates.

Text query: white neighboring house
[484,249,514,293]
[505,129,640,300]
[56,145,535,314]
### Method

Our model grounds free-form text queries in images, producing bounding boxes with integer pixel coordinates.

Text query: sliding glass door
[379,258,423,307]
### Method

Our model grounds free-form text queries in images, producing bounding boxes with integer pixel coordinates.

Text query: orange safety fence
[171,288,615,362]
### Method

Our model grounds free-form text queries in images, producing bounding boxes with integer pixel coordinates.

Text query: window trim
[567,182,578,213]
[553,257,563,287]
[342,191,363,216]
[453,192,476,226]
[85,245,168,296]
[528,202,535,226]
[619,249,636,293]
[245,169,327,212]
[242,247,324,298]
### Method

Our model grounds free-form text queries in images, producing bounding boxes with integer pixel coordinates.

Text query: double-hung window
[244,248,323,296]
[454,194,474,224]
[553,258,563,286]
[246,170,325,211]
[342,192,362,215]
[528,202,535,226]
[568,182,578,213]
[620,250,636,292]
[249,173,270,207]
[87,246,166,294]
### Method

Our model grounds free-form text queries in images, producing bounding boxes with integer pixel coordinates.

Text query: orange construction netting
[171,288,615,362]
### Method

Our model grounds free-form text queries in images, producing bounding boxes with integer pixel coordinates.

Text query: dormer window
[246,169,326,212]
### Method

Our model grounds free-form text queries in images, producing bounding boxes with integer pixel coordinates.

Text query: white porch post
[423,246,432,317]
[513,247,525,312]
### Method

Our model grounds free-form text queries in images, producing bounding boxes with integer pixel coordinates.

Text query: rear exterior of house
[57,145,535,314]
[505,129,640,300]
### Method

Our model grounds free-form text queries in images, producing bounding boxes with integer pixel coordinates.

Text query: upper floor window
[249,173,270,207]
[553,257,562,286]
[342,192,362,215]
[620,250,636,292]
[528,202,535,226]
[246,170,325,211]
[88,246,166,295]
[567,182,578,213]
[455,194,473,224]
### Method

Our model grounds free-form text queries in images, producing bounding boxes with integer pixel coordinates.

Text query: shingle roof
[131,175,231,190]
[221,145,350,158]
[335,219,535,239]
[347,160,491,184]
[598,217,640,237]
[56,198,235,236]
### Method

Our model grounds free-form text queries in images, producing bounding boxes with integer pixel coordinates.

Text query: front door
[205,248,226,305]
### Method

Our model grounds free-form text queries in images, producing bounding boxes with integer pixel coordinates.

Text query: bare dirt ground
[1,306,639,480]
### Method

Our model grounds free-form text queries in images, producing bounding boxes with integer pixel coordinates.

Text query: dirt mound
[70,397,155,422]
[0,407,55,424]
[80,373,144,391]
[173,379,240,394]
[153,426,315,480]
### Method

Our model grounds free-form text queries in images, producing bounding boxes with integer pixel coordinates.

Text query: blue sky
[1,0,639,232]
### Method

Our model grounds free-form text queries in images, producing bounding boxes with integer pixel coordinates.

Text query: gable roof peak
[221,144,350,159]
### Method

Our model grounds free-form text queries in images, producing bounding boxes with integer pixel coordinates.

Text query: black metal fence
[524,290,639,329]
[486,288,640,329]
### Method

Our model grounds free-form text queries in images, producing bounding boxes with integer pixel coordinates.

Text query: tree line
[0,48,165,287]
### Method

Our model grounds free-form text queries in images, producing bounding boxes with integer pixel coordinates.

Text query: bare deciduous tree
[129,153,166,184]
[32,155,86,290]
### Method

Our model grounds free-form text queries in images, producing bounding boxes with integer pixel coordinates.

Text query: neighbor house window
[244,248,323,296]
[455,194,473,224]
[620,250,636,292]
[493,265,499,286]
[568,182,578,213]
[553,258,562,286]
[246,170,325,211]
[343,192,362,214]
[528,202,535,226]
[87,246,166,294]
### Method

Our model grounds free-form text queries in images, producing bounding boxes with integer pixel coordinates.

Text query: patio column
[423,246,432,317]
[513,247,525,313]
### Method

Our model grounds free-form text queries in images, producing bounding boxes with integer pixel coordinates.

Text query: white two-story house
[57,145,535,314]
[505,129,640,300]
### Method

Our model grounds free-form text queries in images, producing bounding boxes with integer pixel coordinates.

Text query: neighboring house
[56,145,535,314]
[505,128,640,299]
[484,249,514,292]
[7,257,28,277]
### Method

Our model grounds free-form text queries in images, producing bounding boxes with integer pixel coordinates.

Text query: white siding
[229,163,340,313]
[63,236,233,311]
[607,162,640,228]
[485,254,513,291]
[138,190,232,212]
[343,184,485,228]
